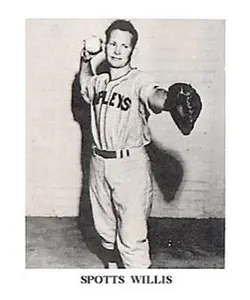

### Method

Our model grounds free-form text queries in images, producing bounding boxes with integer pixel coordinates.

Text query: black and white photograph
[25,18,225,270]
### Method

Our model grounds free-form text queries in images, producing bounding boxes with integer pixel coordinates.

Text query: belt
[93,147,131,159]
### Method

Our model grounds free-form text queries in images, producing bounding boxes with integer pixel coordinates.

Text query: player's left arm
[147,87,168,114]
[147,84,202,135]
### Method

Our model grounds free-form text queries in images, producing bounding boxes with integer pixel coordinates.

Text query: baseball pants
[89,146,153,268]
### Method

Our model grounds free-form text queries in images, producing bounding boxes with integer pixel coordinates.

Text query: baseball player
[79,19,202,268]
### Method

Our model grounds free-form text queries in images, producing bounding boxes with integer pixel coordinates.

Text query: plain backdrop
[26,19,225,217]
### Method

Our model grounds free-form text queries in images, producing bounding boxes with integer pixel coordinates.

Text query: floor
[26,217,225,269]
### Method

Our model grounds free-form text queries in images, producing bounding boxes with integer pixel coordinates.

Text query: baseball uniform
[81,68,158,268]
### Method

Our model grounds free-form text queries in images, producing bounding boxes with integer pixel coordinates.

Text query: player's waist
[92,144,150,159]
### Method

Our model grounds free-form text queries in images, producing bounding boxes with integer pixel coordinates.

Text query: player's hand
[81,36,103,62]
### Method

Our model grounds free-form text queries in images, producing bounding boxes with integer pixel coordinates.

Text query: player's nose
[114,45,121,55]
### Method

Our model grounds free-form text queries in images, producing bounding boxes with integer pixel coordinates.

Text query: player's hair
[105,19,138,49]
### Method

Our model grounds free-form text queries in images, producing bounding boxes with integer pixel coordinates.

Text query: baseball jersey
[81,68,158,150]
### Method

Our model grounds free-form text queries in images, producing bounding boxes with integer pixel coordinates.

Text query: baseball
[85,36,102,54]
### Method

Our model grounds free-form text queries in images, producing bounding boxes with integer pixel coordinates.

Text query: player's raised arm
[79,36,105,101]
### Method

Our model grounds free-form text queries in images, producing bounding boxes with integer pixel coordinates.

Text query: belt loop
[120,150,123,159]
[126,149,130,157]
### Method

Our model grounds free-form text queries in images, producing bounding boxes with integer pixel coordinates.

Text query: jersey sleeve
[81,74,109,104]
[80,75,97,104]
[135,72,160,113]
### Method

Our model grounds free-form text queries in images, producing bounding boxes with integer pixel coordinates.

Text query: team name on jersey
[93,91,132,111]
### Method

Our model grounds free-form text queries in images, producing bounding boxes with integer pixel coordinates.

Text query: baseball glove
[165,83,202,135]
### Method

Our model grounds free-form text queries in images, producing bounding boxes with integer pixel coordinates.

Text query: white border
[1,0,250,299]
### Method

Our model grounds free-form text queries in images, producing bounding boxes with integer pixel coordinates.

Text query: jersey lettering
[93,91,132,111]
[109,92,117,106]
[101,91,109,105]
[117,93,124,109]
[93,91,107,105]
[121,97,132,111]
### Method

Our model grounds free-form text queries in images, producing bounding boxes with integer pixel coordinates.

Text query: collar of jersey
[107,67,137,83]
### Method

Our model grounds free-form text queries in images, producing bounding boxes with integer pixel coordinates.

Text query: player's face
[106,29,134,68]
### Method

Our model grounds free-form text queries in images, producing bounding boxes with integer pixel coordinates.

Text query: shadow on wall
[71,63,184,263]
[146,143,184,203]
[71,67,104,262]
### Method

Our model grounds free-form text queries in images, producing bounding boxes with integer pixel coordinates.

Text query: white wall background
[26,19,225,218]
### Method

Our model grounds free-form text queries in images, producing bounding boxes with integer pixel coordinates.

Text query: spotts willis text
[80,274,173,284]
